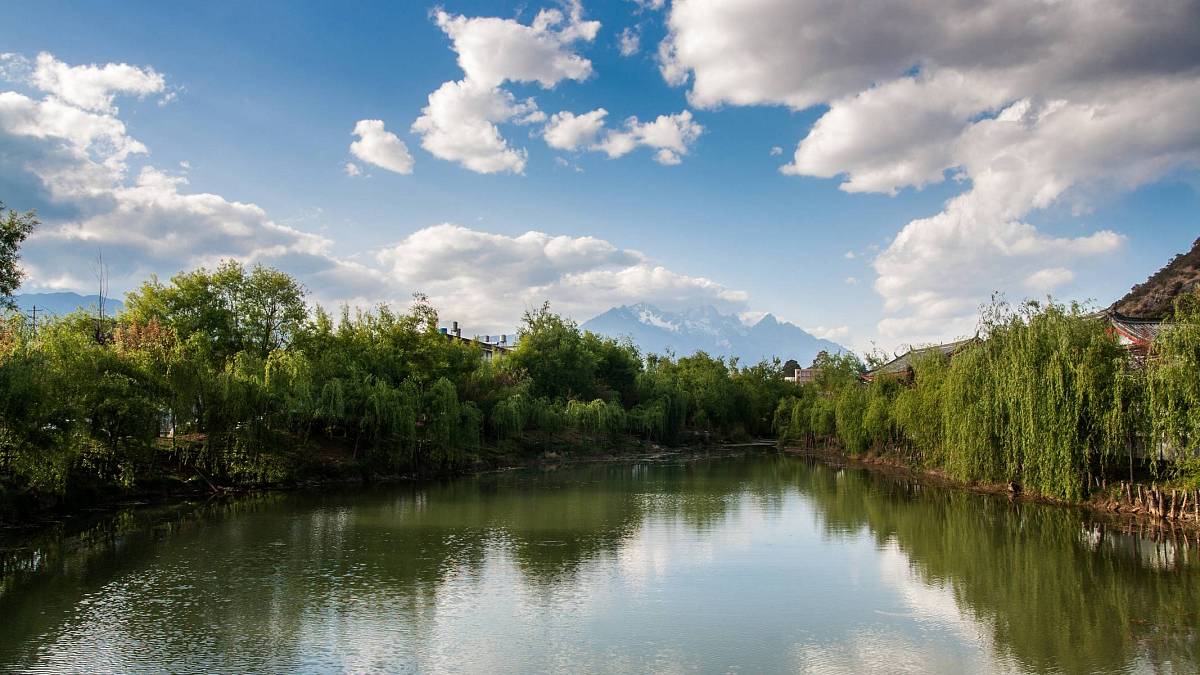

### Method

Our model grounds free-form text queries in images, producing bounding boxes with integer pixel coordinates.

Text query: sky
[1,0,1198,353]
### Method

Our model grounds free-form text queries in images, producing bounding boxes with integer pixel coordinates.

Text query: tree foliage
[774,298,1200,499]
[1,262,793,509]
[0,203,37,310]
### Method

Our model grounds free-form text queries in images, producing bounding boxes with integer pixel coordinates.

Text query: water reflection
[0,454,1196,673]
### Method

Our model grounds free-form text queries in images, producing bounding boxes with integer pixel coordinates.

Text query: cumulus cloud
[542,107,703,165]
[619,27,640,57]
[543,108,608,151]
[593,110,702,165]
[342,161,362,177]
[412,79,543,174]
[659,0,1200,345]
[2,52,166,113]
[432,3,599,89]
[1,54,382,303]
[349,119,413,175]
[375,224,747,330]
[4,52,744,332]
[769,146,783,157]
[412,2,598,174]
[1024,267,1074,292]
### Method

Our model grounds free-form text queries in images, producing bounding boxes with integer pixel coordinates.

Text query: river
[1,453,1197,673]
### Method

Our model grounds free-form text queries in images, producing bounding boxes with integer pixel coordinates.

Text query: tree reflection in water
[1,454,1195,673]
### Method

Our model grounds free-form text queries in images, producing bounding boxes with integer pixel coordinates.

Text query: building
[784,367,819,385]
[1101,310,1171,366]
[440,320,514,361]
[863,337,979,383]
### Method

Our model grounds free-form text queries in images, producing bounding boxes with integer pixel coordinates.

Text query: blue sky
[3,0,1198,351]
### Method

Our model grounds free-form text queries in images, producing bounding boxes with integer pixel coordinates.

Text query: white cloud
[432,3,598,89]
[540,107,704,166]
[1024,267,1074,292]
[412,2,598,174]
[594,110,702,165]
[619,27,640,57]
[844,251,855,259]
[19,52,166,113]
[375,224,747,330]
[806,325,850,342]
[1,55,380,304]
[543,108,608,151]
[4,53,746,333]
[874,202,1125,342]
[769,146,783,156]
[658,0,1200,345]
[349,119,413,175]
[342,161,362,177]
[844,276,858,285]
[412,79,541,174]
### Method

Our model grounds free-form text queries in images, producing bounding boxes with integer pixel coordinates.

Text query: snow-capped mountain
[581,303,846,365]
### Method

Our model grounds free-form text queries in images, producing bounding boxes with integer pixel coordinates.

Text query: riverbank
[0,435,753,534]
[783,444,1200,536]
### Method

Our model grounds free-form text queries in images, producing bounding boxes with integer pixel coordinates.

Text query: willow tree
[1147,294,1200,484]
[943,301,1126,500]
[891,351,949,464]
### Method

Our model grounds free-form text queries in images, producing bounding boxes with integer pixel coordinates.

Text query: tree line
[773,298,1200,501]
[0,234,796,510]
[3,200,1199,511]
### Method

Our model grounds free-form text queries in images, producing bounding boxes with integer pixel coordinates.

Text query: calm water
[1,453,1197,674]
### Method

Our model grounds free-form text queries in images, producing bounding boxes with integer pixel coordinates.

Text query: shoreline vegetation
[772,298,1200,531]
[2,257,1199,530]
[0,260,794,524]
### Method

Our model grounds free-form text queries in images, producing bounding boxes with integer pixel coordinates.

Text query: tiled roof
[868,337,979,377]
[1104,311,1172,345]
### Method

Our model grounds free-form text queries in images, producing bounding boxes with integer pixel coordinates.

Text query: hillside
[582,303,845,365]
[1110,237,1200,319]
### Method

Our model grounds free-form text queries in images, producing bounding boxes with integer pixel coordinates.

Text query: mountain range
[581,303,845,365]
[11,292,124,317]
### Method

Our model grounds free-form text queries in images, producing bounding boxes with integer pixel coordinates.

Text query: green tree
[0,203,37,310]
[124,261,307,361]
[509,303,600,401]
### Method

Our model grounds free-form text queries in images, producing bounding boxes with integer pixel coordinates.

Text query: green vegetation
[0,262,794,516]
[0,204,37,310]
[775,298,1200,501]
[3,209,1198,516]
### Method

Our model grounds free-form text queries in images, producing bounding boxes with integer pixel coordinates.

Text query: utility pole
[26,304,38,331]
